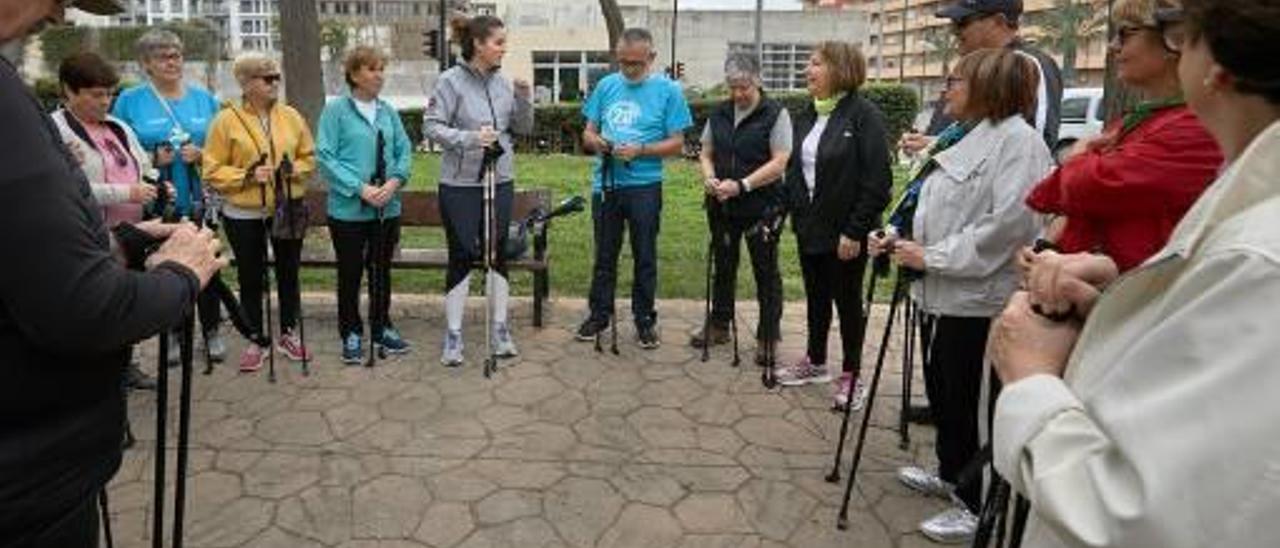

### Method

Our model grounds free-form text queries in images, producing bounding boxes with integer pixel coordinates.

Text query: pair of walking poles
[252,152,311,381]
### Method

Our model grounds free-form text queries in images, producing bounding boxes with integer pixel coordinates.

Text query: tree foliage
[1027,0,1107,83]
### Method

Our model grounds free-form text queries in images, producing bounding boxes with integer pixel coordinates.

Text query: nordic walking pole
[826,252,887,483]
[172,311,196,547]
[482,144,499,379]
[899,297,916,450]
[836,272,909,531]
[100,491,114,548]
[700,229,714,363]
[367,132,387,368]
[251,153,276,383]
[152,328,170,548]
[278,154,308,376]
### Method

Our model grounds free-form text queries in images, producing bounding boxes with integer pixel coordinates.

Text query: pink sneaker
[239,344,265,373]
[774,355,833,387]
[833,372,867,412]
[277,329,312,362]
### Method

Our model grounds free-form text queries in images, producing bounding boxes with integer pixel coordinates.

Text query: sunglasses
[1109,25,1159,49]
[1154,8,1186,53]
[258,73,282,84]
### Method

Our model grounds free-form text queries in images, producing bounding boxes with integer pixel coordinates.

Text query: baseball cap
[936,0,1024,22]
[71,0,126,16]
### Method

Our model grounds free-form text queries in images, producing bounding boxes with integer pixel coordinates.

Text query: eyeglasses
[258,73,282,84]
[1109,25,1158,49]
[617,59,649,69]
[153,51,184,63]
[945,76,966,90]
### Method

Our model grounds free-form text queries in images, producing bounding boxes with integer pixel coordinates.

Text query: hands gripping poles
[367,132,388,368]
[151,298,198,547]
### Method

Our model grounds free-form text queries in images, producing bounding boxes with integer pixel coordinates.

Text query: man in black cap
[903,0,1064,153]
[0,1,227,546]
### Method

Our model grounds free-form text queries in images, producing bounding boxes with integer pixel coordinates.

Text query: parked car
[1055,87,1106,162]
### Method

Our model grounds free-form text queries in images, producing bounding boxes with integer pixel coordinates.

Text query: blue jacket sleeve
[316,103,364,199]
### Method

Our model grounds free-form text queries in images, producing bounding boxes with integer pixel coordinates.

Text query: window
[474,3,496,16]
[531,50,611,103]
[729,42,813,92]
[1061,97,1090,122]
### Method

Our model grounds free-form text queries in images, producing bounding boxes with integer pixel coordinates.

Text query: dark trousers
[588,184,662,327]
[1,491,100,548]
[440,182,513,291]
[222,217,302,338]
[707,203,782,341]
[798,251,868,372]
[197,280,222,335]
[922,314,991,513]
[329,216,402,339]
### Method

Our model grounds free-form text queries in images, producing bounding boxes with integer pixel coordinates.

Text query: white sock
[488,271,510,326]
[445,274,470,332]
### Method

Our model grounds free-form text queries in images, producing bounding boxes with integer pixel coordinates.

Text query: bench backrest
[304,189,551,227]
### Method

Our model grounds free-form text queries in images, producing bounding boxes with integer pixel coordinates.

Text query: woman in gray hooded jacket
[424,14,534,367]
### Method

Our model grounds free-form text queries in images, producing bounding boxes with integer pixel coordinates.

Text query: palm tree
[920,27,956,77]
[1028,0,1107,84]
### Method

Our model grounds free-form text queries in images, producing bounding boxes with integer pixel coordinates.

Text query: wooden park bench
[268,189,556,327]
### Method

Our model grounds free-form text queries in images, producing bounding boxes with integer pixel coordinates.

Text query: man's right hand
[146,223,228,289]
[585,133,610,155]
[898,131,934,156]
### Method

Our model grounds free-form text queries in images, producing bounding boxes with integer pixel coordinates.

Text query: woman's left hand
[891,240,925,270]
[990,291,1081,384]
[837,235,862,261]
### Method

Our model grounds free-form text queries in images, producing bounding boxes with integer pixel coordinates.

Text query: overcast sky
[678,0,806,10]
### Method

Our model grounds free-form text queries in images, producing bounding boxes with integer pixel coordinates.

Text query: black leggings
[328,217,401,339]
[222,217,302,338]
[922,314,991,513]
[798,251,868,373]
[440,182,513,291]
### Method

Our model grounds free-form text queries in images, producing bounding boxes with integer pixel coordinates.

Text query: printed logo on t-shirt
[605,100,642,132]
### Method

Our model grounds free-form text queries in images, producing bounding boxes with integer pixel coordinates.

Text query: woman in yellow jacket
[204,54,316,373]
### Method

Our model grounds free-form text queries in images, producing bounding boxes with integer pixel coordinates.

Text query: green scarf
[1122,96,1185,134]
[814,92,847,117]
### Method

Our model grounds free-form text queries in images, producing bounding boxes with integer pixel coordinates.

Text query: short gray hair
[724,52,761,86]
[619,28,654,50]
[136,29,184,64]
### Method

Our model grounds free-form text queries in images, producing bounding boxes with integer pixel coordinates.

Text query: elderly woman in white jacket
[51,52,160,227]
[991,1,1280,546]
[868,47,1054,543]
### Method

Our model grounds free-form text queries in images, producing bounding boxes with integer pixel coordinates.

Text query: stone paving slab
[110,296,945,547]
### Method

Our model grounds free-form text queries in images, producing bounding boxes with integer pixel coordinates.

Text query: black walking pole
[726,225,740,367]
[836,271,909,530]
[172,312,196,547]
[899,297,918,449]
[250,154,276,383]
[700,223,714,363]
[747,206,785,389]
[277,154,309,376]
[482,147,500,379]
[826,253,888,484]
[367,132,388,368]
[152,328,170,548]
[100,490,114,548]
[595,147,620,356]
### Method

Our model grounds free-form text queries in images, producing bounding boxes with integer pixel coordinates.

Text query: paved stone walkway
[111,296,949,548]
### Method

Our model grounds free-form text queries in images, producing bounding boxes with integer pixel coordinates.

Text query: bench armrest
[531,220,550,262]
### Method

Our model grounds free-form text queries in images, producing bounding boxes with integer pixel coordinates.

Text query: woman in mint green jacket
[316,46,413,364]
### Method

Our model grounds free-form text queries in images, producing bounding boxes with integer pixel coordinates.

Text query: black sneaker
[637,323,661,349]
[125,362,157,390]
[575,317,609,341]
[688,322,730,349]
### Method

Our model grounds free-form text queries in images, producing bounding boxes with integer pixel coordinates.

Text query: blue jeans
[588,184,662,327]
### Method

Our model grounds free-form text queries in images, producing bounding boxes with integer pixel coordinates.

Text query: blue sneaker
[341,333,363,365]
[376,327,412,356]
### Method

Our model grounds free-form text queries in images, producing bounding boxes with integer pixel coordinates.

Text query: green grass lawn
[295,152,907,302]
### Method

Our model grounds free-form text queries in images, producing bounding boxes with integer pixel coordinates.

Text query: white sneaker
[897,466,954,499]
[774,355,832,386]
[919,505,978,544]
[440,329,464,367]
[492,323,519,359]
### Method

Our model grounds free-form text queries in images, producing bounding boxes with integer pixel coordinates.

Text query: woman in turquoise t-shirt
[112,29,225,360]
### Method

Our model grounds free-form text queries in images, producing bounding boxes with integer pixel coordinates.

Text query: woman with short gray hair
[113,28,227,361]
[690,51,792,378]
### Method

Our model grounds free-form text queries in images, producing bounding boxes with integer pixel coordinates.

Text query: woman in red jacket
[1027,0,1222,272]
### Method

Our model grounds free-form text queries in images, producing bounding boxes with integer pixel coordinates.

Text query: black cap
[936,0,1024,22]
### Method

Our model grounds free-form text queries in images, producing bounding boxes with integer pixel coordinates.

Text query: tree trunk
[279,0,324,128]
[1062,47,1077,85]
[599,0,625,52]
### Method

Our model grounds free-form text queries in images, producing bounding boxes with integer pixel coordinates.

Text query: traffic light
[675,61,685,80]
[423,29,440,59]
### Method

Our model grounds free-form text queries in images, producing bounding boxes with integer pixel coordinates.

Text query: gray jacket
[424,64,534,187]
[911,115,1053,317]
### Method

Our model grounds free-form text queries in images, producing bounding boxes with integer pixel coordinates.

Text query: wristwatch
[739,177,751,194]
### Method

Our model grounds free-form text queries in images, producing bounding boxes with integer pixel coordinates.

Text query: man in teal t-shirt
[576,27,692,350]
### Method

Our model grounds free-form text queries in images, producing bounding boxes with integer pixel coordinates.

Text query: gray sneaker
[492,323,518,359]
[204,329,227,363]
[897,466,953,499]
[440,329,464,367]
[919,506,978,544]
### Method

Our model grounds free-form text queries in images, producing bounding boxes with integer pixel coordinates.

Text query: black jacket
[707,96,783,219]
[0,59,198,541]
[785,93,893,255]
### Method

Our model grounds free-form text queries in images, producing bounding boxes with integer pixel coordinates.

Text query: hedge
[400,83,920,155]
[39,23,220,74]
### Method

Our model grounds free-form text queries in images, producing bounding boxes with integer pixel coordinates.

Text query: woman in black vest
[779,41,893,411]
[690,53,793,365]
